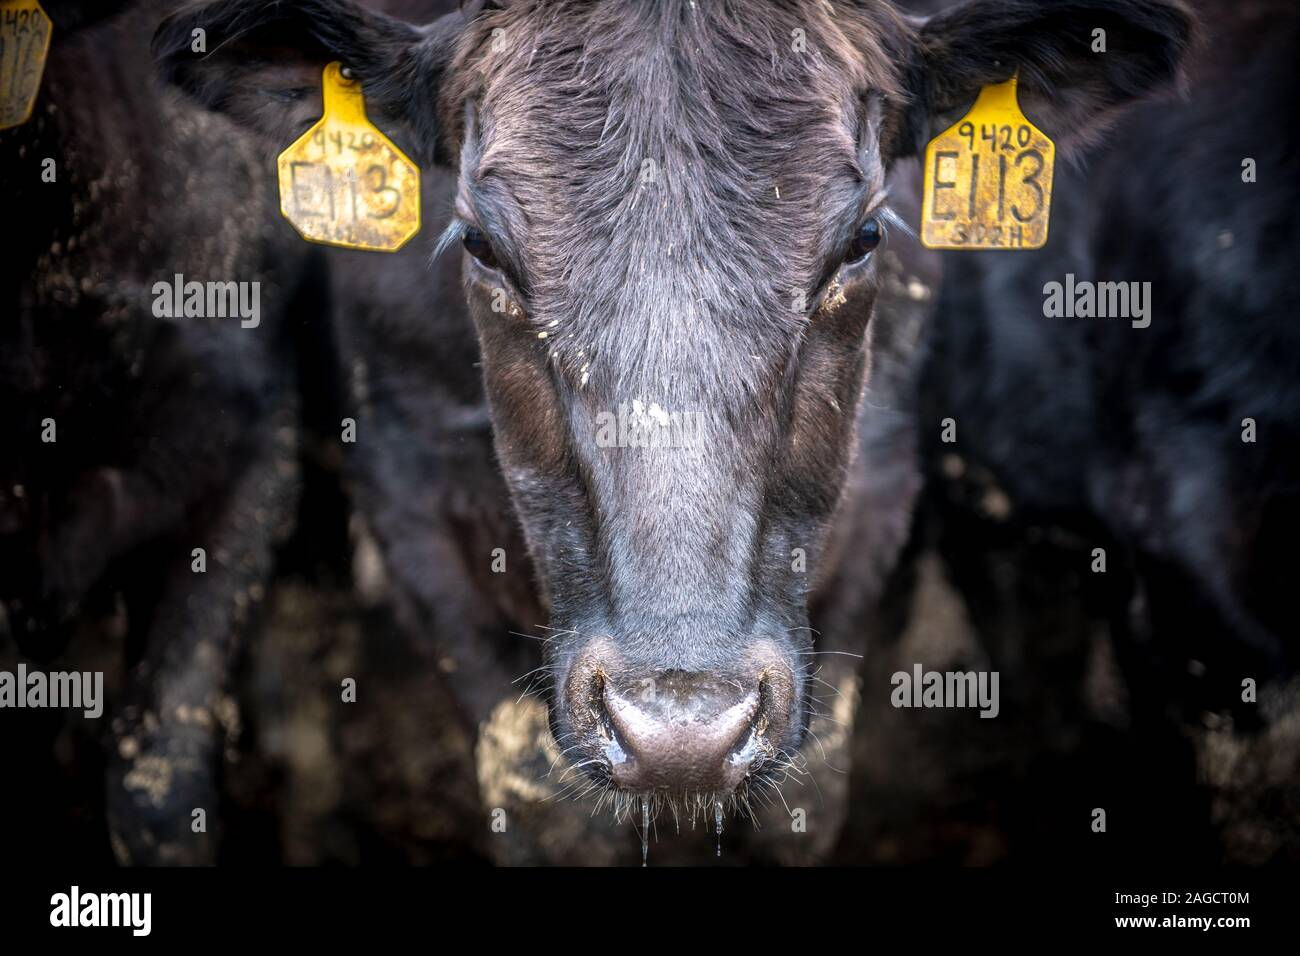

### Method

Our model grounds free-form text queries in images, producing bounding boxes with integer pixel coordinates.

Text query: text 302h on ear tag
[0,0,52,130]
[921,75,1055,250]
[277,61,421,253]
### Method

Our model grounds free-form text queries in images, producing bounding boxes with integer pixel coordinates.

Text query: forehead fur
[446,0,910,403]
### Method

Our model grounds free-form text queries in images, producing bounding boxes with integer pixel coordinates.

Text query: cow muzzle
[561,642,797,793]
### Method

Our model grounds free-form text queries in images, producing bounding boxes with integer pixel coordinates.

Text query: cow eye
[463,227,499,268]
[846,216,882,263]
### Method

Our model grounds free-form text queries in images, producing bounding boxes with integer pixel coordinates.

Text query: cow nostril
[587,669,789,793]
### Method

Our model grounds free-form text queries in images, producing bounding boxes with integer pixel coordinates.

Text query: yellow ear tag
[0,0,52,130]
[921,75,1055,250]
[277,62,420,252]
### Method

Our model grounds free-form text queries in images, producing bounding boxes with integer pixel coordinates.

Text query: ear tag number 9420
[921,75,1055,250]
[277,61,420,253]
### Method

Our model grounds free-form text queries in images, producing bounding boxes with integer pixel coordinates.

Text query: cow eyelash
[433,218,471,261]
[875,205,913,242]
[436,217,507,273]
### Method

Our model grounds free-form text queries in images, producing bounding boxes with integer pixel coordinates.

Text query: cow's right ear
[152,0,461,164]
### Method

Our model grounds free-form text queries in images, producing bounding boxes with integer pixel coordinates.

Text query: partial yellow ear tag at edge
[0,0,52,131]
[921,76,1055,250]
[277,62,420,253]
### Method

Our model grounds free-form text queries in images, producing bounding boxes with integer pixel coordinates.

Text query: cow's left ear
[897,0,1194,157]
[152,0,464,165]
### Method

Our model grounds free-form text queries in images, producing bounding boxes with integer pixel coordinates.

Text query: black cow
[152,0,1191,862]
[830,0,1299,863]
[0,0,318,863]
[919,0,1298,709]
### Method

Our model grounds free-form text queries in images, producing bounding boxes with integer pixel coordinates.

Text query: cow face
[156,0,1190,806]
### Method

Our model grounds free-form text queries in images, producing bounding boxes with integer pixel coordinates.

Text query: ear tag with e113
[277,61,420,252]
[921,75,1055,250]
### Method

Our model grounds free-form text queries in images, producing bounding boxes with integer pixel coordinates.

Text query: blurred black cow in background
[836,0,1299,864]
[0,0,321,863]
[922,0,1297,686]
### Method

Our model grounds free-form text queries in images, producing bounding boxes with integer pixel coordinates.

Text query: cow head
[156,0,1189,808]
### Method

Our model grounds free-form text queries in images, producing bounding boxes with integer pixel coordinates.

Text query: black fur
[1,0,317,863]
[919,0,1298,704]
